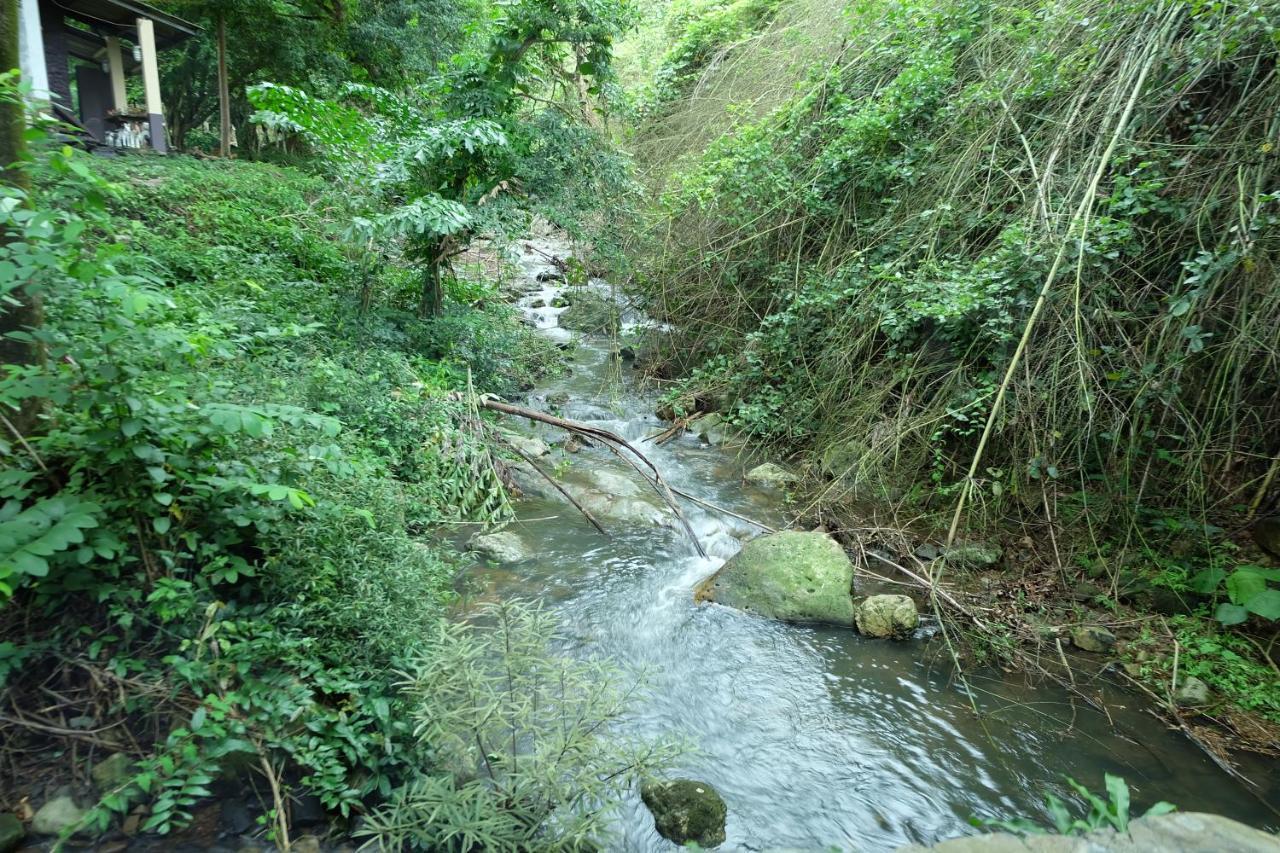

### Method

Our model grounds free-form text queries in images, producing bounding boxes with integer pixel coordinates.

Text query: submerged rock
[745,462,799,488]
[1070,625,1116,653]
[32,793,86,837]
[696,530,856,626]
[469,531,529,563]
[855,594,919,639]
[1174,675,1211,707]
[590,469,643,498]
[641,778,727,848]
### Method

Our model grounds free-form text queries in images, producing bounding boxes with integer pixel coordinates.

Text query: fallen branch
[476,397,708,558]
[495,435,609,539]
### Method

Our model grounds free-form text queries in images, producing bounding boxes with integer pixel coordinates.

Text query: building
[17,0,200,153]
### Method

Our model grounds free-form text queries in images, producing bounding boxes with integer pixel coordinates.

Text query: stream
[467,235,1279,851]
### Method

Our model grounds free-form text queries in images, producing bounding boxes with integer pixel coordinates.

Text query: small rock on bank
[32,793,86,837]
[696,530,856,626]
[641,778,727,848]
[1174,675,1211,707]
[1070,625,1116,653]
[855,594,919,639]
[744,462,799,487]
[468,531,529,564]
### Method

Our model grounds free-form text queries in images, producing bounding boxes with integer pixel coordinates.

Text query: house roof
[50,0,201,48]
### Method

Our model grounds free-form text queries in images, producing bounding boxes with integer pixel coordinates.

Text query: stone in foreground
[0,813,24,853]
[1174,675,1211,707]
[641,778,727,848]
[32,793,86,837]
[894,811,1280,852]
[468,531,528,564]
[696,531,855,625]
[855,594,919,639]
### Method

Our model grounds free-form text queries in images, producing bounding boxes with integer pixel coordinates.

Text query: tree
[0,0,41,436]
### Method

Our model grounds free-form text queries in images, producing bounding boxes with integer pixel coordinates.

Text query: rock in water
[1175,675,1211,707]
[1253,515,1280,557]
[1070,625,1117,653]
[641,779,727,848]
[855,594,919,639]
[503,433,550,458]
[744,462,799,487]
[32,794,86,836]
[0,813,24,853]
[468,531,528,564]
[696,531,856,625]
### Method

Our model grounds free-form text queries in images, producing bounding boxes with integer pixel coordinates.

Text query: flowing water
[467,236,1279,851]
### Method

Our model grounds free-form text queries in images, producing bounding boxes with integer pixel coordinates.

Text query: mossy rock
[696,531,855,626]
[855,594,919,639]
[641,778,727,848]
[558,293,619,333]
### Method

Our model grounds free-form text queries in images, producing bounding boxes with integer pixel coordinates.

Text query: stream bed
[465,236,1279,851]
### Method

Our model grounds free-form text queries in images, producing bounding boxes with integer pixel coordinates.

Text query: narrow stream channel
[468,235,1279,851]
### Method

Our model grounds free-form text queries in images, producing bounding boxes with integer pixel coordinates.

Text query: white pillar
[105,36,127,111]
[135,18,166,152]
[17,0,49,101]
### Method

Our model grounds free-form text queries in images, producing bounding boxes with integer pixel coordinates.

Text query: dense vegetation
[624,0,1280,726]
[0,0,659,847]
[3,0,1280,846]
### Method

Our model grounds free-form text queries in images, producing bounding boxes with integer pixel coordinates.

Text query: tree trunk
[0,0,42,436]
[217,13,231,158]
[419,260,443,318]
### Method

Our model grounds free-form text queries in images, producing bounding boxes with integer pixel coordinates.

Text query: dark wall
[38,1,71,107]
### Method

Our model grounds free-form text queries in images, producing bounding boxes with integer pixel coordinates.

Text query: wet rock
[91,752,134,791]
[550,294,570,308]
[855,594,919,639]
[468,531,529,564]
[694,413,722,439]
[506,460,554,500]
[590,469,643,498]
[1174,675,1211,707]
[564,484,671,527]
[1252,515,1280,557]
[744,462,799,488]
[894,812,1280,852]
[32,792,86,836]
[503,433,550,458]
[0,813,24,853]
[546,391,570,408]
[291,793,326,827]
[696,530,856,626]
[1070,625,1116,653]
[559,295,618,333]
[564,436,584,453]
[536,270,565,283]
[640,778,727,848]
[618,345,637,361]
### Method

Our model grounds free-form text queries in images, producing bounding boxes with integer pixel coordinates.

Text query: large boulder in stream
[696,531,856,626]
[641,778,727,848]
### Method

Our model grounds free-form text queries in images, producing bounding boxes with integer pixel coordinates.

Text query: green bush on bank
[0,143,553,838]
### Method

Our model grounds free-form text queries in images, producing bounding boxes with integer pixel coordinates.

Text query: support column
[17,0,49,100]
[135,17,165,153]
[105,36,126,111]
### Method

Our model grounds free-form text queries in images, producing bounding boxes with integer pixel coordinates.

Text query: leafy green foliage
[974,774,1176,836]
[0,120,551,839]
[360,600,677,851]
